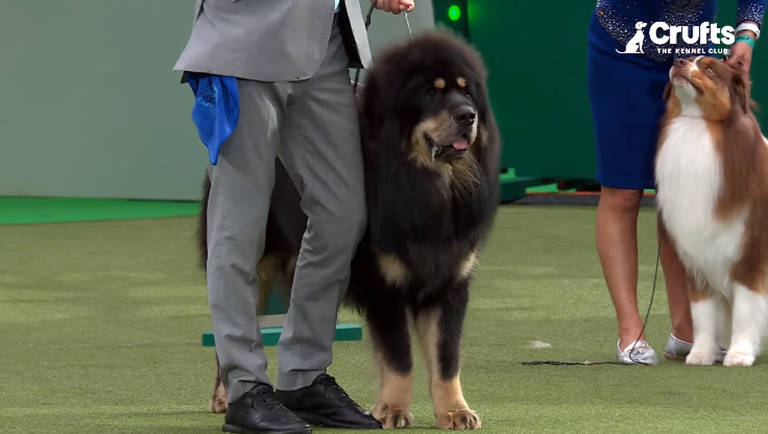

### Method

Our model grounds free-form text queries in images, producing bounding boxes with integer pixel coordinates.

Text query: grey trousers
[205,21,366,402]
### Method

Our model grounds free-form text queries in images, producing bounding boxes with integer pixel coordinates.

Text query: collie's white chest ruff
[656,117,747,294]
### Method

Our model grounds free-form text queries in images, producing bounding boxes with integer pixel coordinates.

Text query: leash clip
[404,10,413,38]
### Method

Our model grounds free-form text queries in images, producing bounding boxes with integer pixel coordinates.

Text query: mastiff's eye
[427,87,438,96]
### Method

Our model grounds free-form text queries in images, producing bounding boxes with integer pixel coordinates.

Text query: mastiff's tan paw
[372,402,414,429]
[210,396,228,414]
[210,381,228,414]
[436,408,481,430]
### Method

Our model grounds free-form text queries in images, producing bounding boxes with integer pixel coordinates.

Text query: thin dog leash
[522,244,661,367]
[353,4,413,95]
[404,9,414,37]
[627,243,661,365]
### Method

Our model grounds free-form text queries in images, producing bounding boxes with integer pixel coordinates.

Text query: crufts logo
[617,21,736,56]
[616,21,648,54]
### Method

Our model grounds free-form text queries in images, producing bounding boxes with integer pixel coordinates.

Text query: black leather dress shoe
[223,383,311,434]
[276,374,382,429]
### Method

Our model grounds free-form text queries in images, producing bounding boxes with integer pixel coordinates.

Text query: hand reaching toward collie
[726,22,758,73]
[371,0,414,14]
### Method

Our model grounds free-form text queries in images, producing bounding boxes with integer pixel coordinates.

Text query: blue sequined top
[595,0,766,61]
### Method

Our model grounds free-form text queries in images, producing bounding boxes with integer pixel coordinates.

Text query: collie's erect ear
[731,70,752,114]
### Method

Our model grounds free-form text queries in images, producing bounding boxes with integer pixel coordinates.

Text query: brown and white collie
[656,55,768,367]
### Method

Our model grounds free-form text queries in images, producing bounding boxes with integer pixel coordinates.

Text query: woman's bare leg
[658,215,693,343]
[596,186,644,349]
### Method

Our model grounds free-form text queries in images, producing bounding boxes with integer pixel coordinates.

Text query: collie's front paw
[685,349,716,366]
[372,402,413,429]
[723,351,755,367]
[436,408,481,430]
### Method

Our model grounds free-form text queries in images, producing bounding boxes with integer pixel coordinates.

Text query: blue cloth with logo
[188,74,240,165]
[587,13,673,189]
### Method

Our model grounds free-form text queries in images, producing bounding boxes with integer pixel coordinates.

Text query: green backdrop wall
[0,1,202,200]
[1,1,765,199]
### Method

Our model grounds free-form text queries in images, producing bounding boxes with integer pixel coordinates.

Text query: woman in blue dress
[588,0,765,364]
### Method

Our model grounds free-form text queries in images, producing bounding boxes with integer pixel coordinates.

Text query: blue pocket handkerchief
[188,74,240,165]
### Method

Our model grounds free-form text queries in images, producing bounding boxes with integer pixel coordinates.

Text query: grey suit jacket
[174,0,372,81]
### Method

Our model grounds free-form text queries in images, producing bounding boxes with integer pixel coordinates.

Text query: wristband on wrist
[736,21,761,39]
[735,34,756,49]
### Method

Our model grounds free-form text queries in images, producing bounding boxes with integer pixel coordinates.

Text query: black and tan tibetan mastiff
[202,31,500,430]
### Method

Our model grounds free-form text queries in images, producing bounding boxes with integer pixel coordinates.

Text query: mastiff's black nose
[453,106,477,127]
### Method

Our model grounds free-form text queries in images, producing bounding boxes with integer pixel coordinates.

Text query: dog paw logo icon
[616,21,647,54]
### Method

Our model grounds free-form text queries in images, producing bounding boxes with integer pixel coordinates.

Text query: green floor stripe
[526,183,576,194]
[0,197,200,225]
[202,324,363,347]
[525,185,658,194]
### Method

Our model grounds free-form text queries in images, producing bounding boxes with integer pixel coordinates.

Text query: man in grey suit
[175,0,413,433]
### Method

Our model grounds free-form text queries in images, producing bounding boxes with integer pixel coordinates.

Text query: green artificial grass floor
[2,206,768,433]
[0,197,200,225]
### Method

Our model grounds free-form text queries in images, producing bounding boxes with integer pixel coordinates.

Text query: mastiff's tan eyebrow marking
[434,78,446,89]
[456,77,466,88]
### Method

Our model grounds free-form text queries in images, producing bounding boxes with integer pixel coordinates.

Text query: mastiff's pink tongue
[453,139,469,150]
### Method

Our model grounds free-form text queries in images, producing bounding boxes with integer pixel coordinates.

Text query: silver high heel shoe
[616,339,658,365]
